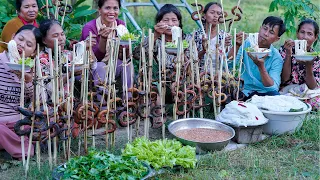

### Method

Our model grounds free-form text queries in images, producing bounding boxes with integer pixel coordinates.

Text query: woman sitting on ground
[133,4,190,69]
[0,25,42,160]
[279,19,319,110]
[0,0,39,53]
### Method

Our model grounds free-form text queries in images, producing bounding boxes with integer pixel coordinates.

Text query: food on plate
[165,40,189,49]
[116,24,129,37]
[8,40,21,63]
[216,101,268,127]
[18,57,34,68]
[120,33,139,41]
[294,40,307,55]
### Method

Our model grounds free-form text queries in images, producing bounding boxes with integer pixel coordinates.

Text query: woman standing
[0,0,39,53]
[0,25,42,160]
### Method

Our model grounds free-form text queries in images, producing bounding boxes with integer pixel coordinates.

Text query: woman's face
[204,4,222,25]
[13,30,37,57]
[43,23,66,50]
[99,0,120,25]
[161,12,180,35]
[18,0,38,23]
[297,23,318,48]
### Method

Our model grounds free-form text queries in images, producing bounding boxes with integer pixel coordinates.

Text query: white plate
[293,55,316,61]
[120,40,137,46]
[6,62,31,71]
[249,51,269,59]
[165,47,186,54]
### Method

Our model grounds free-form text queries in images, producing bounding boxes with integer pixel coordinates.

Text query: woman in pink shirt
[0,25,42,160]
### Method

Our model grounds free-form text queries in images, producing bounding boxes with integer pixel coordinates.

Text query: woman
[133,4,189,69]
[193,2,231,71]
[279,19,319,110]
[81,0,132,97]
[0,25,42,160]
[0,0,39,53]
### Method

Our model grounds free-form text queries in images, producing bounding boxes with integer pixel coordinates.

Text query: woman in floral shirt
[279,19,319,110]
[192,2,231,72]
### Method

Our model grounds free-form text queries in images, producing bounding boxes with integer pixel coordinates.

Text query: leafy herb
[122,137,197,170]
[58,150,148,180]
[305,51,320,56]
[121,33,139,41]
[18,57,34,68]
[245,47,255,52]
[165,40,189,48]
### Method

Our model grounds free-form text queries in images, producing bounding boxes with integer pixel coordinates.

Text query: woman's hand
[9,70,33,83]
[235,32,247,47]
[98,26,112,40]
[154,21,170,35]
[283,39,294,56]
[224,33,232,47]
[85,34,97,50]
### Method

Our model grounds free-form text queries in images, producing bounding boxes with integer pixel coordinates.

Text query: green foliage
[122,137,197,170]
[58,150,149,180]
[61,1,97,40]
[0,0,16,32]
[269,0,320,46]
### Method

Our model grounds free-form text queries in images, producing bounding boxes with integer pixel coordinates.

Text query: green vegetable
[18,57,34,68]
[165,40,189,49]
[58,150,148,180]
[245,47,255,52]
[122,137,197,170]
[121,33,139,41]
[305,51,320,56]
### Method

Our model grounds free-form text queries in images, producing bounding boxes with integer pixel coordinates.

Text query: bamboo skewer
[233,28,237,76]
[228,0,242,33]
[236,32,245,101]
[54,40,59,163]
[61,0,68,27]
[25,45,39,177]
[20,52,25,167]
[160,34,166,138]
[122,47,131,142]
[46,0,50,18]
[141,47,148,138]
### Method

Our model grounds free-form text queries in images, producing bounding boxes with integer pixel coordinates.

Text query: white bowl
[120,40,137,46]
[293,55,316,61]
[6,62,31,71]
[261,104,311,135]
[249,52,269,59]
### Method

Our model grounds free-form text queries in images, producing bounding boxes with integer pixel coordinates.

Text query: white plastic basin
[261,104,312,135]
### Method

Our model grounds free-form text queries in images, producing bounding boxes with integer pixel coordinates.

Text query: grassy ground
[0,113,319,179]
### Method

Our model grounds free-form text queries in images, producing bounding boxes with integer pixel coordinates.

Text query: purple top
[80,19,126,61]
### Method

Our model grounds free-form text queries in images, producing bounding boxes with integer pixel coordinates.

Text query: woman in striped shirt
[0,25,42,160]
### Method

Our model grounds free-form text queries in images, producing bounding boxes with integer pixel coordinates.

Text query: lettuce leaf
[18,57,34,68]
[122,137,197,170]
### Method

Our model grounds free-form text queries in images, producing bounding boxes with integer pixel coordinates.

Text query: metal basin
[168,118,235,152]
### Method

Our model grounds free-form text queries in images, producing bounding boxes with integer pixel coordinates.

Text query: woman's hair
[15,25,43,46]
[297,18,319,37]
[39,19,61,38]
[203,2,222,14]
[155,4,183,29]
[16,0,38,12]
[98,0,121,8]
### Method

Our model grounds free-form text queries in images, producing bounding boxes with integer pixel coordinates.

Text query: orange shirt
[0,17,24,53]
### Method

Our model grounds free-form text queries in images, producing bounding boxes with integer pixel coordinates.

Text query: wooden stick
[141,47,148,138]
[233,28,237,76]
[236,32,245,101]
[228,0,242,33]
[35,45,41,170]
[160,34,166,138]
[122,48,131,142]
[147,30,154,138]
[20,52,26,167]
[61,0,68,27]
[46,0,50,18]
[54,0,59,20]
[194,0,206,37]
